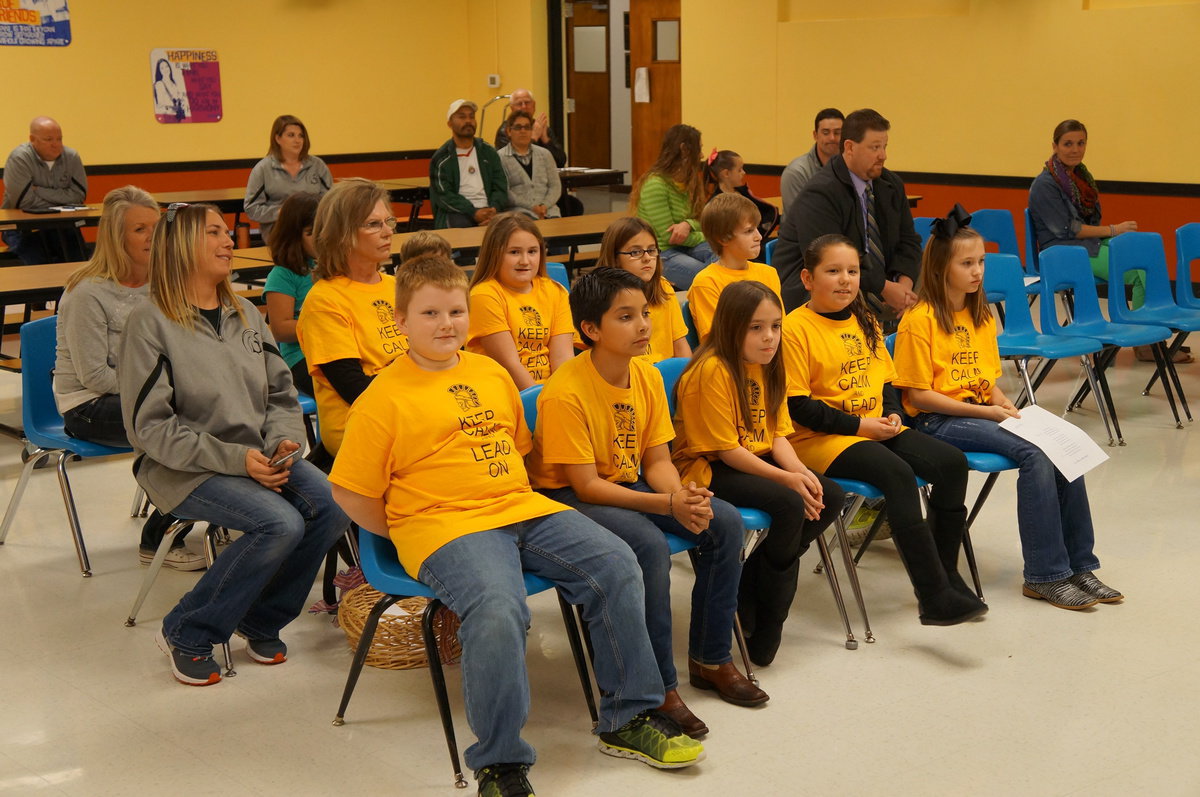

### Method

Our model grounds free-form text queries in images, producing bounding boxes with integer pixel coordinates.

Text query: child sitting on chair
[329,255,704,797]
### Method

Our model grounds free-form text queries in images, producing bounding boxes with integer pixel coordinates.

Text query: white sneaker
[139,546,207,571]
[843,507,879,546]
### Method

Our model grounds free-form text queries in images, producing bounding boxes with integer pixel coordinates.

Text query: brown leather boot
[656,688,708,739]
[688,659,769,707]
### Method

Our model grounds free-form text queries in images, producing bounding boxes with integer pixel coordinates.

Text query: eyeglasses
[165,202,189,223]
[509,124,532,132]
[618,247,659,260]
[361,217,397,234]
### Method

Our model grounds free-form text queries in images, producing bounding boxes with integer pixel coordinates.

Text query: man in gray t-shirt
[780,108,843,220]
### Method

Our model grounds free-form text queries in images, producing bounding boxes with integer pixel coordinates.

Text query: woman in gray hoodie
[119,202,348,686]
[244,115,332,243]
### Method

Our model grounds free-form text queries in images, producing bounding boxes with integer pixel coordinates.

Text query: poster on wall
[0,0,71,47]
[150,48,223,124]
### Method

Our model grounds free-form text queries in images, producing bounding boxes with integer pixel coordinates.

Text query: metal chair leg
[199,526,237,678]
[852,508,888,565]
[422,598,469,790]
[0,445,43,544]
[333,593,401,726]
[1091,352,1125,445]
[1156,342,1192,424]
[831,516,874,643]
[125,520,193,626]
[54,450,92,577]
[731,613,758,685]
[817,494,864,574]
[129,486,147,517]
[814,534,858,650]
[556,591,599,727]
[1142,331,1190,396]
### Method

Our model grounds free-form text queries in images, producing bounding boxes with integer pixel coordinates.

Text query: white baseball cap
[446,99,478,120]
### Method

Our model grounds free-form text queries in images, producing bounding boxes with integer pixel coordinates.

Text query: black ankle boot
[928,507,977,599]
[891,520,987,625]
[918,586,988,626]
[744,557,802,667]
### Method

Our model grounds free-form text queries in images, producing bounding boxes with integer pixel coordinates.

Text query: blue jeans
[544,482,744,688]
[661,241,714,290]
[418,510,662,772]
[163,459,349,655]
[913,412,1100,583]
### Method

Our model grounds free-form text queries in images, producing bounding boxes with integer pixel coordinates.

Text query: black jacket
[773,155,921,311]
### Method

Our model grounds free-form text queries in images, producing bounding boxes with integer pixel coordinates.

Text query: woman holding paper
[893,206,1121,611]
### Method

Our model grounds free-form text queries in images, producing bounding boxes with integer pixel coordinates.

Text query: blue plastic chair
[913,217,935,249]
[763,238,777,266]
[546,262,570,291]
[983,253,1104,408]
[655,357,872,648]
[1024,208,1041,275]
[1039,245,1175,444]
[297,391,320,448]
[971,209,1021,258]
[0,316,134,576]
[679,300,700,349]
[1175,223,1200,311]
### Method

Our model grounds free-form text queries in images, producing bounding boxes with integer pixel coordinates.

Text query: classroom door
[566,1,611,168]
[629,0,681,181]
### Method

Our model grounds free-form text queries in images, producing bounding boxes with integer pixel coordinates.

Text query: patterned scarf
[1044,155,1101,224]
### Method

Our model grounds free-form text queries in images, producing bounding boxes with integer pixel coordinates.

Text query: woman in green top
[631,124,712,289]
[264,192,320,396]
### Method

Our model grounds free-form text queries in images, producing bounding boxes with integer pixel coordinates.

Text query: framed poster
[0,0,71,47]
[151,48,223,124]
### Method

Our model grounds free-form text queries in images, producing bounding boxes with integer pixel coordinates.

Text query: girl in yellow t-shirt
[592,216,691,363]
[894,210,1120,609]
[466,212,574,389]
[784,233,986,626]
[672,280,843,666]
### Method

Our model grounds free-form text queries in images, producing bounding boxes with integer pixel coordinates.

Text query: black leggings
[824,431,968,529]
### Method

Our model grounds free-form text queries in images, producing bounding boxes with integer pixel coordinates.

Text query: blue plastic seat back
[1107,232,1176,321]
[654,357,689,417]
[1037,246,1107,334]
[297,392,317,415]
[982,254,1039,338]
[1024,208,1041,275]
[763,239,777,266]
[970,209,1020,258]
[546,263,570,291]
[1176,223,1200,310]
[679,301,700,349]
[520,384,542,433]
[913,217,934,249]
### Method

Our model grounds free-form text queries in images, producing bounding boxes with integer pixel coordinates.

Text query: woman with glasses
[118,202,348,685]
[295,179,406,457]
[497,110,562,220]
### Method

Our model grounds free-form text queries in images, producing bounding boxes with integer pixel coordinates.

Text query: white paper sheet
[999,404,1109,482]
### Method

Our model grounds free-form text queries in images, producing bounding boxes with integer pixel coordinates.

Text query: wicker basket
[338,584,462,670]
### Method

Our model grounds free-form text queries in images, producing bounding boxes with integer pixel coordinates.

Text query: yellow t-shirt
[572,278,688,364]
[782,305,898,472]
[893,302,1004,417]
[671,357,793,488]
[527,350,675,490]
[687,261,783,342]
[296,274,408,454]
[466,275,574,384]
[329,352,568,575]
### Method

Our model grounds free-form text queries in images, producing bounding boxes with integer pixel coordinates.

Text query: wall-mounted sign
[151,48,223,124]
[0,0,71,47]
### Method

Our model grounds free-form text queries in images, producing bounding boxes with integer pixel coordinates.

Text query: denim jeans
[913,412,1100,583]
[163,459,349,656]
[62,394,129,449]
[543,482,744,688]
[661,241,714,290]
[418,510,662,772]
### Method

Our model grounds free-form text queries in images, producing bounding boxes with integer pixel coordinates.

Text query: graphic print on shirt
[950,324,991,403]
[241,328,263,355]
[838,331,878,414]
[450,383,514,479]
[373,299,409,357]
[739,377,769,447]
[517,305,550,377]
[611,402,640,479]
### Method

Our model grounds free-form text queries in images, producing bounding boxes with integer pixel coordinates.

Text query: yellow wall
[0,0,546,165]
[684,0,1200,183]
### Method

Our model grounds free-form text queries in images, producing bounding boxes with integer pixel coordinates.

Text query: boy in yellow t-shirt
[528,269,757,737]
[329,257,703,793]
[687,193,783,341]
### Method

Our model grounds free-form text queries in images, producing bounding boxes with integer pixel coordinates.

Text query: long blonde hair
[149,203,244,328]
[65,186,159,291]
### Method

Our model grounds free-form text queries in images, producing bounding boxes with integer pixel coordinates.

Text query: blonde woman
[118,202,348,686]
[296,178,405,456]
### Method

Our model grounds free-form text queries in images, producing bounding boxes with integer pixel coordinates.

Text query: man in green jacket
[430,99,509,228]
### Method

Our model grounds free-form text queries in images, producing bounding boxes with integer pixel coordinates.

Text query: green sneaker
[598,710,705,769]
[476,763,534,797]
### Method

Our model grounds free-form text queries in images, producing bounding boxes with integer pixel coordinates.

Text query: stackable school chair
[679,300,701,349]
[654,357,872,650]
[763,238,777,266]
[546,262,571,291]
[1108,232,1200,413]
[1039,245,1175,445]
[1175,223,1200,311]
[331,530,596,790]
[983,253,1106,410]
[971,209,1021,258]
[913,217,935,249]
[1023,208,1041,275]
[0,316,133,577]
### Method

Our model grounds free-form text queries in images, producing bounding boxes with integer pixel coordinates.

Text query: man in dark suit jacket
[773,108,921,314]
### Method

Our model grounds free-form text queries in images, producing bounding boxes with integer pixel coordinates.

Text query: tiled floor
[2,346,1198,796]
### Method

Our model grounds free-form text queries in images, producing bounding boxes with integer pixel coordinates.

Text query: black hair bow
[930,203,972,239]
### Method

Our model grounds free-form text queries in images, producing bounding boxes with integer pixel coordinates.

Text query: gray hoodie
[118,296,304,513]
[243,155,332,240]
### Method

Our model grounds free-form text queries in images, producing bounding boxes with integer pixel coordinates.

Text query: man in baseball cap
[430,99,508,228]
